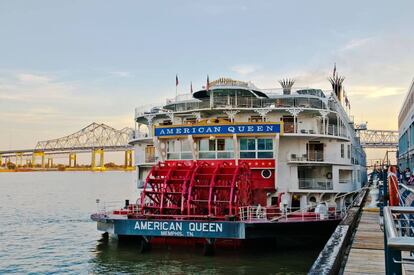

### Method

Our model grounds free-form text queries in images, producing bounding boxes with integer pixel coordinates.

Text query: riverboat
[91,72,367,254]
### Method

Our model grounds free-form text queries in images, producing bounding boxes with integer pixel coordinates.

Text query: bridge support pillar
[69,153,77,167]
[32,152,46,168]
[124,150,133,169]
[15,153,23,167]
[47,158,53,168]
[92,149,105,171]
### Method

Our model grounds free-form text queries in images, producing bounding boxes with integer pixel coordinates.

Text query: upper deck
[131,78,356,144]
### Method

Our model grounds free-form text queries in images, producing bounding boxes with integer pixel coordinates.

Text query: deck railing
[239,205,342,222]
[161,95,331,112]
[298,178,333,190]
[288,152,324,162]
[95,199,140,216]
[129,129,150,140]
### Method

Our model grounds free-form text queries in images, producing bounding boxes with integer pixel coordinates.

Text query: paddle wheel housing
[140,160,252,220]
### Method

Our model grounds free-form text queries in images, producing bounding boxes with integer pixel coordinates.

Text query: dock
[308,188,390,275]
[343,208,385,274]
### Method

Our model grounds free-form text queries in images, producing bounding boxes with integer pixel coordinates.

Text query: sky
[0,0,413,162]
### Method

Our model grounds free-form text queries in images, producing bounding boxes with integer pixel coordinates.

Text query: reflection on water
[91,235,320,274]
[0,172,321,274]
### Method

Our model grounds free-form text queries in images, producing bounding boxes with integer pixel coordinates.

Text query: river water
[0,172,322,274]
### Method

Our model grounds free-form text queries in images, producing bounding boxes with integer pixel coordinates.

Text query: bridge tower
[92,148,105,171]
[32,152,46,168]
[124,149,133,169]
[69,153,77,167]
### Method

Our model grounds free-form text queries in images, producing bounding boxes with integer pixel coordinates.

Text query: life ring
[326,172,332,180]
[388,166,399,206]
[261,169,272,179]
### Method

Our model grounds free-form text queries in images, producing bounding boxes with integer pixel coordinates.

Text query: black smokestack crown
[328,75,345,101]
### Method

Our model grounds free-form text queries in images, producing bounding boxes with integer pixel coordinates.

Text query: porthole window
[261,169,272,179]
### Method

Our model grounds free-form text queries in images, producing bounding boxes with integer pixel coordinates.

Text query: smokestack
[328,75,345,101]
[279,78,295,95]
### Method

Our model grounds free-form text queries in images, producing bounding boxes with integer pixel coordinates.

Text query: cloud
[17,73,51,83]
[0,71,76,102]
[338,37,373,52]
[347,85,406,98]
[230,64,260,76]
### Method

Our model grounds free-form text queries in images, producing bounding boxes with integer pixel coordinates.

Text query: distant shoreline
[0,167,135,173]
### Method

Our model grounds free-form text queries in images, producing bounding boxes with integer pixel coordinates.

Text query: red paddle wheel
[140,161,252,220]
[141,161,195,216]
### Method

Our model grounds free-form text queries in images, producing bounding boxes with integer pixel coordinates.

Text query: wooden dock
[343,208,385,274]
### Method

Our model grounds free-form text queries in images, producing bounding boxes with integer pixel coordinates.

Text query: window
[167,140,192,160]
[217,138,234,158]
[199,139,216,159]
[307,142,324,161]
[240,138,273,159]
[240,138,256,158]
[198,138,234,159]
[167,140,180,159]
[181,140,192,159]
[161,120,172,125]
[257,138,273,158]
[339,169,352,184]
[184,118,197,124]
[249,115,264,122]
[347,144,351,159]
[145,145,155,163]
[341,144,344,158]
[282,116,294,133]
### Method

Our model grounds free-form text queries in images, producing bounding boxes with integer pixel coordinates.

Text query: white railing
[95,199,140,215]
[129,129,151,140]
[298,178,333,190]
[134,104,164,118]
[166,93,197,104]
[239,205,340,222]
[96,200,125,214]
[288,153,324,162]
[239,205,269,221]
[239,188,365,222]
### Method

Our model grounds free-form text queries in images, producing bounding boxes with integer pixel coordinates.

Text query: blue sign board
[111,219,246,239]
[154,123,281,137]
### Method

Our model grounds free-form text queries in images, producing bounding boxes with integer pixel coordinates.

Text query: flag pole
[175,74,178,99]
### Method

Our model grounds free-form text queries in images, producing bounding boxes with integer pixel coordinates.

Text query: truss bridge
[358,129,399,149]
[0,123,134,170]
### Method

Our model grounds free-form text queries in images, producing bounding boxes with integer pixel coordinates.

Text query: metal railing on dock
[383,206,414,275]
